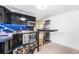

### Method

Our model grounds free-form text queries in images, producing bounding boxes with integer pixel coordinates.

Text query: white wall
[49,9,79,49]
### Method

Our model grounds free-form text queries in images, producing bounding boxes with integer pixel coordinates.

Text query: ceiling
[4,5,79,19]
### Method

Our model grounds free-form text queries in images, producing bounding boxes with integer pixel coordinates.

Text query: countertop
[0,33,13,42]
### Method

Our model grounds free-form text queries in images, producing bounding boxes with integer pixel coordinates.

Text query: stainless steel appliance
[0,34,13,54]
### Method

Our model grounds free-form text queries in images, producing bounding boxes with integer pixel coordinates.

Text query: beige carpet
[34,42,79,54]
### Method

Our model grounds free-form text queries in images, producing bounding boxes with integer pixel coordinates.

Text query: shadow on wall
[50,30,79,50]
[50,31,71,48]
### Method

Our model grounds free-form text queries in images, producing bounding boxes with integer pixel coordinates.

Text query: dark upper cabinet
[0,5,36,31]
[0,7,5,23]
[0,6,11,24]
[0,6,36,25]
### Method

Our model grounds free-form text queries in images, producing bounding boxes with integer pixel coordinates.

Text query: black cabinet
[0,6,36,25]
[0,42,5,54]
